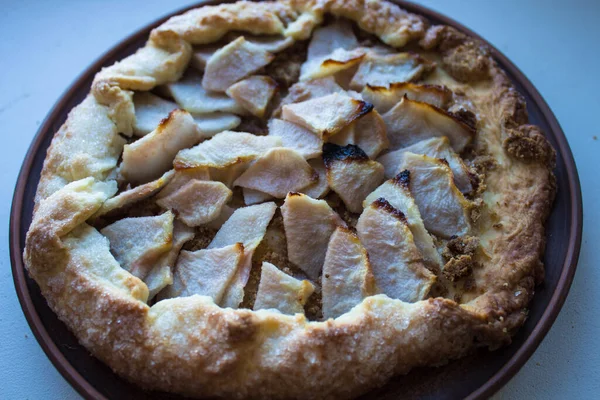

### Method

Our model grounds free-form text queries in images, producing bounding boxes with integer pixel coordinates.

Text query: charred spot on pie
[371,197,408,223]
[322,143,369,167]
[391,169,411,188]
[357,99,374,117]
[320,99,373,138]
[437,157,450,168]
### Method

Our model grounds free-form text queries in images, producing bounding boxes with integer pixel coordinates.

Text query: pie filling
[91,17,492,320]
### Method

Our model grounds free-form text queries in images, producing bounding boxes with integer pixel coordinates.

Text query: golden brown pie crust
[24,1,556,398]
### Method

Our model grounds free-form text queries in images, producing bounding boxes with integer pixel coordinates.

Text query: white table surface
[1,0,598,398]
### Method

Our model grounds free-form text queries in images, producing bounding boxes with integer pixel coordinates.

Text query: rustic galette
[24,0,556,398]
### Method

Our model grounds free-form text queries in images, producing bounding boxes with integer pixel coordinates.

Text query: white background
[1,0,598,398]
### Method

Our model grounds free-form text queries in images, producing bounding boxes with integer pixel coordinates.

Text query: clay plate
[9,1,582,399]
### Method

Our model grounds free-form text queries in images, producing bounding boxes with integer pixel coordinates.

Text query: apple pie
[24,0,556,398]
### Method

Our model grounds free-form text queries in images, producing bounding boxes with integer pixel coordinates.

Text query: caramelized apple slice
[282,93,373,139]
[157,180,232,226]
[253,262,315,315]
[378,137,474,193]
[356,200,436,302]
[363,171,443,269]
[121,109,201,184]
[350,52,434,90]
[382,97,475,152]
[329,110,389,159]
[202,37,275,92]
[100,211,174,279]
[323,144,384,213]
[132,92,178,136]
[361,83,452,113]
[401,152,471,238]
[164,74,246,114]
[160,243,244,303]
[300,20,359,80]
[267,119,322,159]
[322,227,375,318]
[174,131,281,170]
[301,48,366,80]
[208,202,277,307]
[226,75,278,118]
[281,193,346,280]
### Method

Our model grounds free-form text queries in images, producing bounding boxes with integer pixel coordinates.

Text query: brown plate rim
[9,1,583,399]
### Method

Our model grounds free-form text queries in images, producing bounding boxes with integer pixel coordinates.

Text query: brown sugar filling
[94,19,489,319]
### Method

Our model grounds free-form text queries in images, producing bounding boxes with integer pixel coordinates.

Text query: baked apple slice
[382,96,475,152]
[164,73,246,114]
[364,171,443,269]
[174,131,281,169]
[323,143,384,213]
[160,243,244,303]
[202,36,275,92]
[356,199,436,302]
[226,76,278,118]
[254,262,315,315]
[282,93,373,139]
[361,82,452,113]
[208,202,277,307]
[121,109,200,184]
[322,227,375,319]
[100,211,174,280]
[233,148,316,198]
[267,119,323,159]
[350,52,434,90]
[400,152,472,238]
[378,136,475,193]
[157,180,232,226]
[132,92,178,136]
[281,193,346,280]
